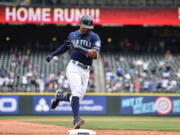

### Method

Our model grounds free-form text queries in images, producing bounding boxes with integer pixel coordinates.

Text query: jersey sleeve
[92,34,101,52]
[67,32,73,40]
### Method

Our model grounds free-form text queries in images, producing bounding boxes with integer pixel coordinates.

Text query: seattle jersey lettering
[71,40,92,48]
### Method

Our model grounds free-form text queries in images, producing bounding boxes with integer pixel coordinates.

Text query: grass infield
[1,116,180,131]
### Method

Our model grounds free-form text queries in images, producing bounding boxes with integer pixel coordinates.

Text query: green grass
[31,120,180,131]
[1,116,180,131]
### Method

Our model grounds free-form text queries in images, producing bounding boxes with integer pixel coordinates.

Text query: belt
[71,60,91,70]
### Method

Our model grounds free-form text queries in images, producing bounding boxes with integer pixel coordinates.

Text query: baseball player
[45,15,101,129]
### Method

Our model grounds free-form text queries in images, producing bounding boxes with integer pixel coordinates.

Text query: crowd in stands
[1,46,180,93]
[104,50,180,93]
[1,48,180,93]
[0,49,95,92]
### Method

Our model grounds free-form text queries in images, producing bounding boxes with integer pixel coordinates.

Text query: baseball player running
[45,15,101,129]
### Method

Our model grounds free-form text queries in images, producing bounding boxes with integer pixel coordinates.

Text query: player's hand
[46,55,53,63]
[87,49,97,58]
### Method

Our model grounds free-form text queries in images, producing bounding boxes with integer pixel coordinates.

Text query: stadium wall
[0,93,180,116]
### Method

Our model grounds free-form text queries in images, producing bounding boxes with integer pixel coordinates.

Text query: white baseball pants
[66,60,90,101]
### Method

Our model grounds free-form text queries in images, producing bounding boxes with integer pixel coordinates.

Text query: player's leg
[71,68,90,129]
[80,70,90,101]
[50,64,74,109]
[66,62,84,129]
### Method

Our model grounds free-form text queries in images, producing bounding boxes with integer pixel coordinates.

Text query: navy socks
[66,94,71,102]
[56,94,80,119]
[71,96,80,119]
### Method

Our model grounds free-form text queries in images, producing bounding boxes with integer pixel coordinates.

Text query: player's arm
[88,35,101,59]
[91,40,101,59]
[45,40,71,63]
[87,49,98,59]
[72,44,98,59]
[75,45,99,59]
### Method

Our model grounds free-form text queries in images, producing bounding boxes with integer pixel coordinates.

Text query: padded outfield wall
[0,93,180,116]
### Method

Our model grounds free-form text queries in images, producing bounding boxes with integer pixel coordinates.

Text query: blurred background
[0,0,180,94]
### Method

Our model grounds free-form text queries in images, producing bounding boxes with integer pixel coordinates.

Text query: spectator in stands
[134,78,141,92]
[0,67,8,77]
[158,60,165,72]
[161,77,169,91]
[14,73,20,92]
[142,61,150,73]
[151,66,157,75]
[106,69,117,92]
[21,75,28,90]
[176,69,180,78]
[164,50,174,62]
[128,62,135,76]
[0,68,11,91]
[116,67,124,77]
[88,70,95,92]
[167,78,177,92]
[123,79,131,92]
[57,72,65,89]
[106,70,115,82]
[112,78,123,92]
[162,65,171,78]
[124,72,131,81]
[142,78,151,92]
[37,74,46,93]
[4,76,10,90]
[165,50,172,57]
[0,76,4,91]
[30,74,38,91]
[134,59,144,67]
[103,58,110,72]
[7,75,15,90]
[23,55,29,68]
[149,77,158,92]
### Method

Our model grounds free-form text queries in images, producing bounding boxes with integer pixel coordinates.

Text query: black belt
[71,60,91,70]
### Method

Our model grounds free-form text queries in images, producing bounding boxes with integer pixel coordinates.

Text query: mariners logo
[155,97,172,115]
[35,98,49,112]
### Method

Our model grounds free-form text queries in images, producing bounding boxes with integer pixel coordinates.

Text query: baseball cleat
[50,90,64,109]
[73,119,85,129]
[50,99,60,109]
[55,90,64,99]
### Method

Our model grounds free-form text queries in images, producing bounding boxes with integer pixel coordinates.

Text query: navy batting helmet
[80,15,94,29]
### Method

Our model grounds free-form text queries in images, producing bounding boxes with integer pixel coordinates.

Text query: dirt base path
[0,120,68,135]
[0,119,180,135]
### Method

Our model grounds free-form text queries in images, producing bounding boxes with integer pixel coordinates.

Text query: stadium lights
[6,36,10,41]
[52,37,57,41]
[107,37,112,43]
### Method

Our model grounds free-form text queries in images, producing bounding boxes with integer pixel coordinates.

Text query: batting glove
[46,55,53,63]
